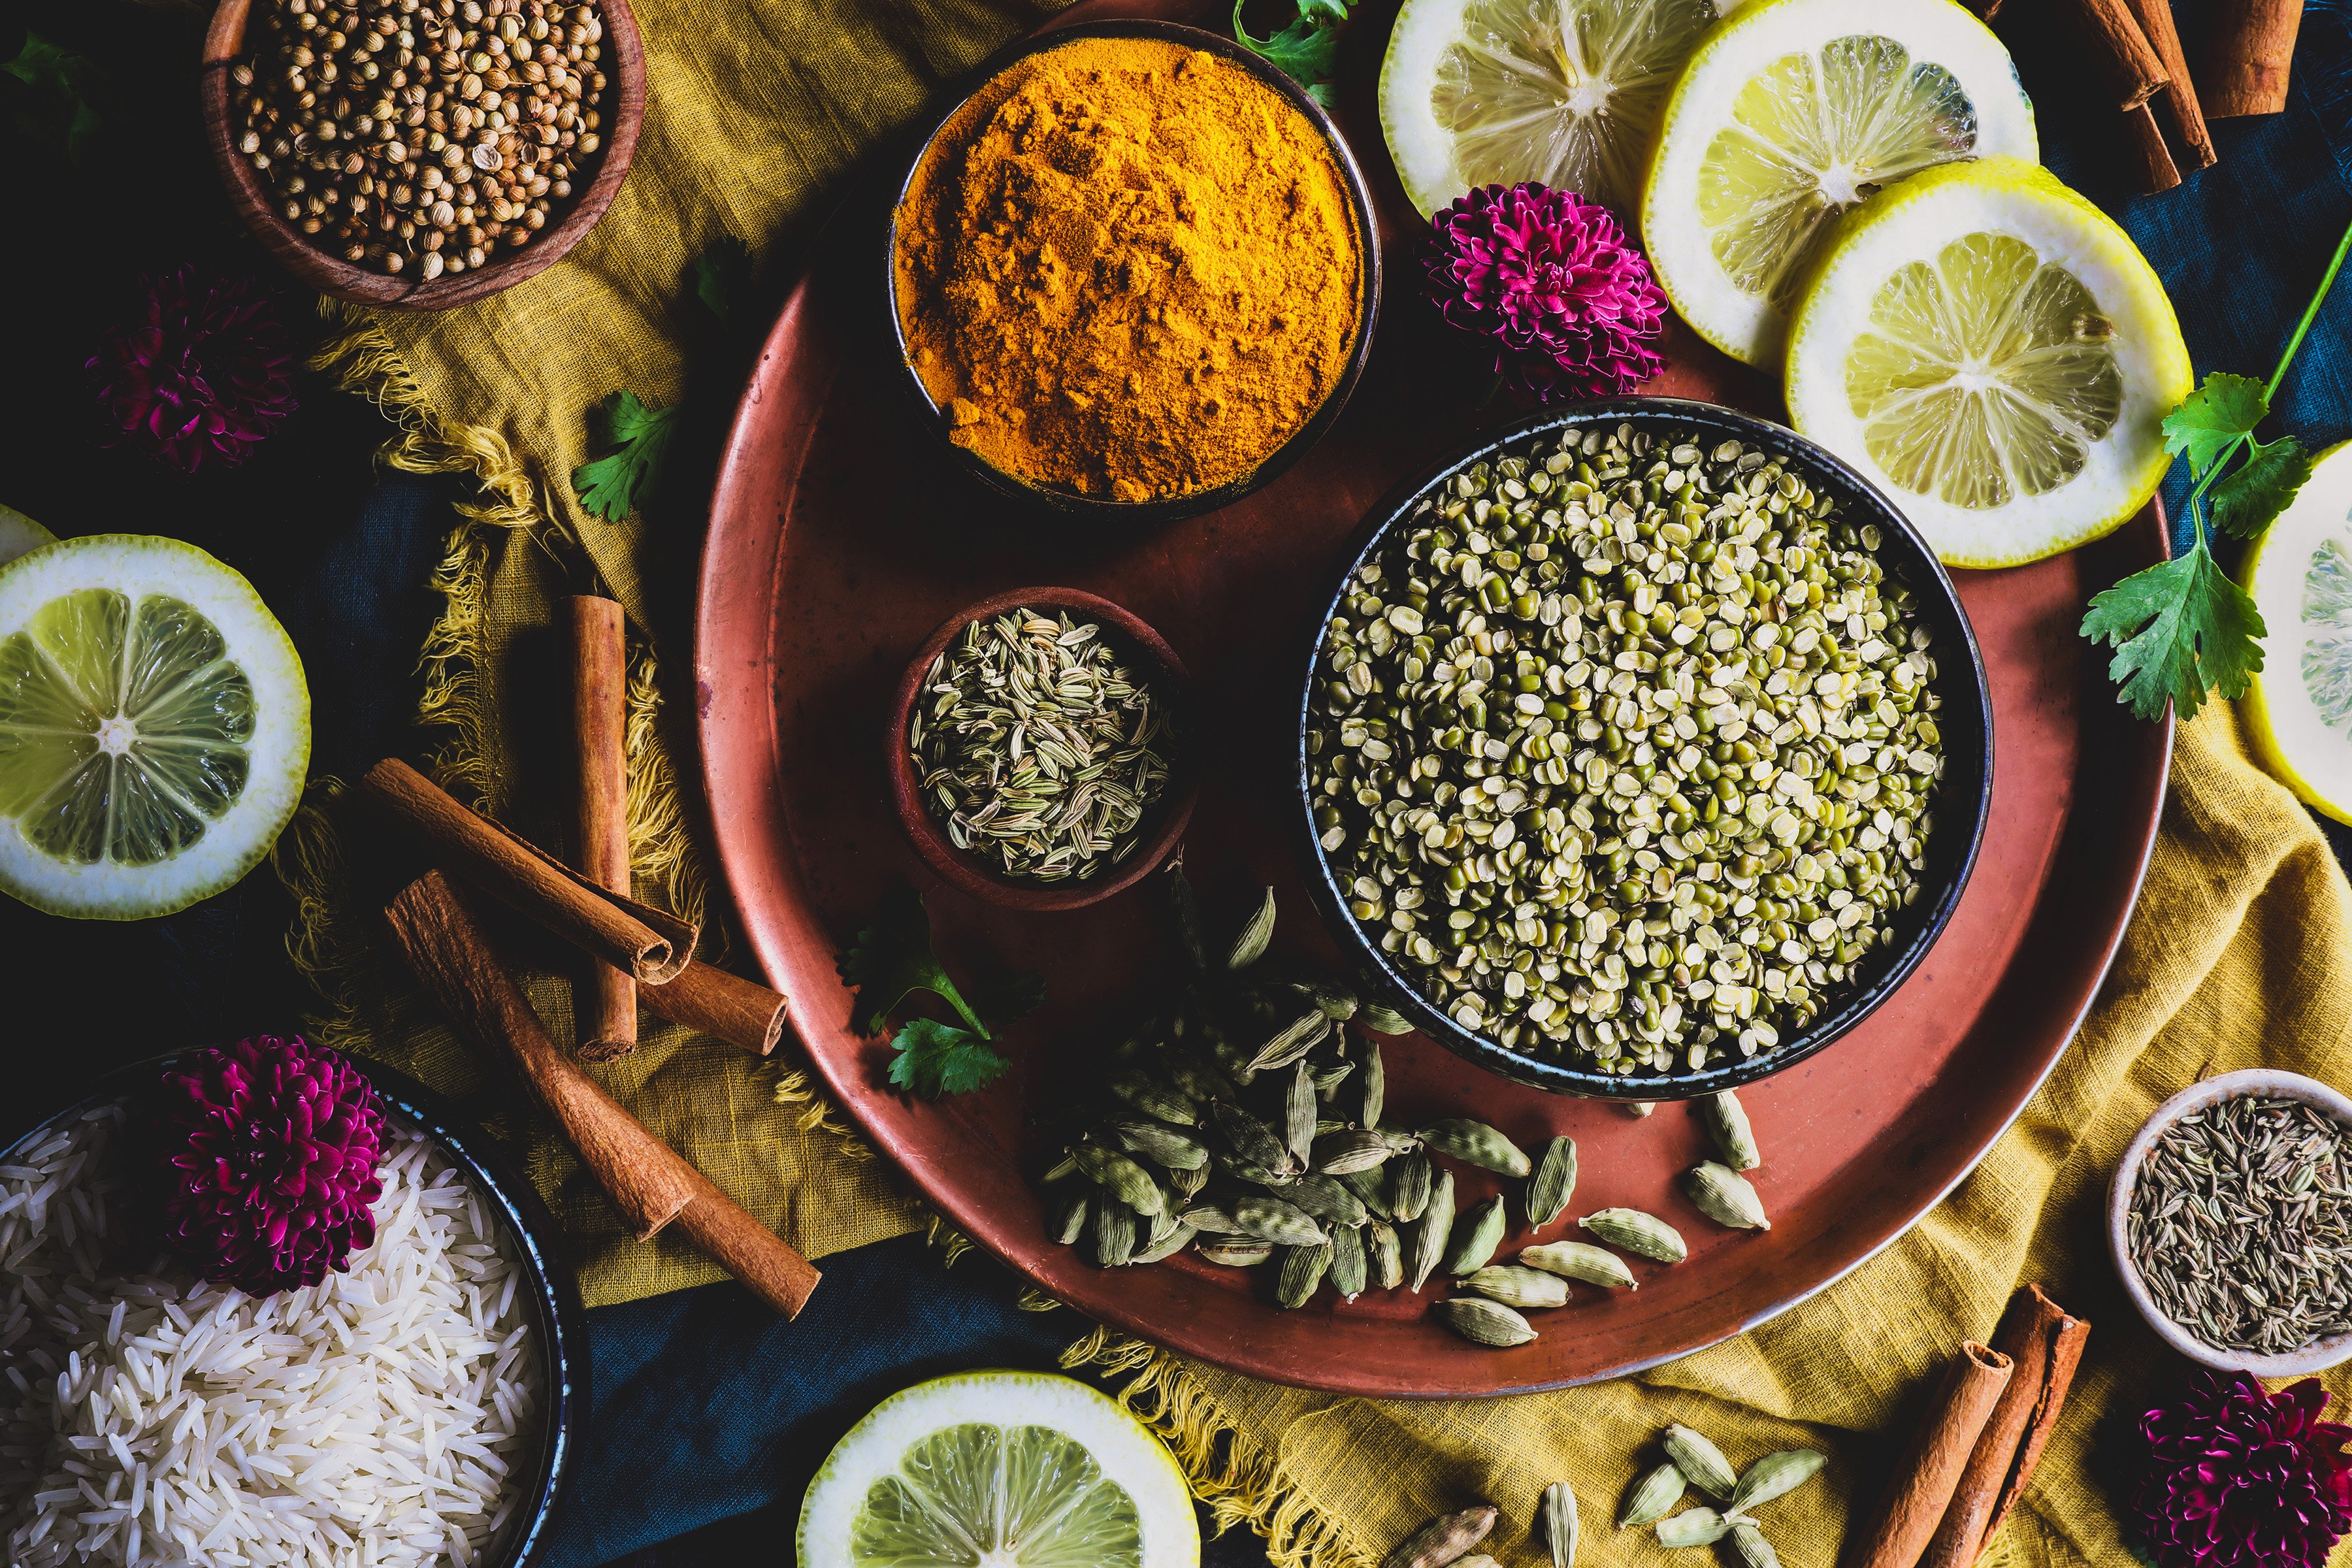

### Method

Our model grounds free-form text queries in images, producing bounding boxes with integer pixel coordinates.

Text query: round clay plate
[695,0,2172,1397]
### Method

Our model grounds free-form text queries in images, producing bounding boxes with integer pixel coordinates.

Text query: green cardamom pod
[1360,1039,1386,1129]
[1052,1190,1089,1246]
[1088,1196,1135,1267]
[1275,1240,1330,1308]
[1730,1523,1778,1568]
[1418,1119,1533,1177]
[1247,1011,1330,1073]
[1208,1100,1298,1177]
[1288,1173,1370,1228]
[1368,1218,1404,1290]
[1381,1506,1498,1568]
[1213,1150,1299,1188]
[1196,1237,1273,1267]
[1727,1450,1825,1512]
[1541,1482,1578,1568]
[1170,1161,1211,1200]
[1316,1130,1397,1177]
[1106,1070,1197,1127]
[1700,1090,1761,1171]
[1232,1193,1328,1247]
[1390,1148,1435,1222]
[1132,1215,1195,1264]
[1311,1060,1357,1102]
[1179,1201,1243,1234]
[1662,1425,1739,1499]
[1359,1000,1414,1036]
[1041,1152,1079,1184]
[1525,1135,1578,1228]
[1072,1144,1166,1216]
[1442,1196,1508,1275]
[1168,860,1209,973]
[1581,1207,1686,1262]
[1616,1462,1686,1527]
[1409,1170,1458,1292]
[1337,1166,1394,1218]
[1626,1100,1655,1118]
[1226,887,1277,970]
[1109,1117,1210,1172]
[1654,1507,1731,1549]
[1161,1047,1237,1105]
[1287,1062,1318,1164]
[1330,1222,1368,1300]
[1520,1241,1638,1290]
[1684,1162,1770,1230]
[1288,974,1359,1021]
[1434,1296,1537,1347]
[1461,1264,1569,1310]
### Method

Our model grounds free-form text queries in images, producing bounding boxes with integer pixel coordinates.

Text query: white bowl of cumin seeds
[2110,1069,2352,1375]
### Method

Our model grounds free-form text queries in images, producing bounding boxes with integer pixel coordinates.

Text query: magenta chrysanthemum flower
[86,267,299,474]
[150,1036,385,1296]
[2134,1371,2352,1568]
[1423,182,1667,402]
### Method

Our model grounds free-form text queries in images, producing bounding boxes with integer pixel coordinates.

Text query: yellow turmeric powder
[893,36,1364,503]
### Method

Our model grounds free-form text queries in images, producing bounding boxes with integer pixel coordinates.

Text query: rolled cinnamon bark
[2200,0,2303,114]
[568,596,637,1060]
[385,871,821,1316]
[358,756,696,984]
[2122,0,2216,167]
[1848,1342,2014,1568]
[2056,0,2170,108]
[1919,1287,2092,1568]
[2121,103,2184,194]
[643,960,790,1056]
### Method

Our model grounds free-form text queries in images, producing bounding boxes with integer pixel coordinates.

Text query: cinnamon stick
[643,960,790,1056]
[568,596,636,1060]
[1983,1291,2092,1541]
[2122,0,2216,167]
[2200,0,2302,115]
[357,756,696,984]
[2122,103,2185,193]
[2057,0,2170,109]
[385,871,821,1316]
[1848,1342,2014,1568]
[1919,1288,2093,1568]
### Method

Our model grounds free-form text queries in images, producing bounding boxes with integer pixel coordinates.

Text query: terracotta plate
[694,0,2170,1397]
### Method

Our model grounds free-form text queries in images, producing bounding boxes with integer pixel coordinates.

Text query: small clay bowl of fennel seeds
[886,588,1198,913]
[2110,1070,2352,1375]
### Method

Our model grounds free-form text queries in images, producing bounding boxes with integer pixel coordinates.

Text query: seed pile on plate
[1307,423,1946,1074]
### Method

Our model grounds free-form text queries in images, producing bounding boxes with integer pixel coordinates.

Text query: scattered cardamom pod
[1171,1161,1211,1200]
[1276,1241,1331,1308]
[1312,1060,1357,1102]
[1662,1425,1739,1500]
[1360,1000,1414,1036]
[1337,1165,1394,1217]
[1160,1047,1235,1105]
[1042,1152,1079,1183]
[1216,1150,1301,1188]
[1196,1237,1274,1267]
[1286,1062,1318,1164]
[1133,1217,1196,1264]
[1109,1117,1209,1172]
[1248,1010,1330,1073]
[1209,1100,1297,1179]
[1231,1193,1328,1247]
[1317,1129,1399,1176]
[1443,1196,1508,1275]
[1288,1173,1370,1228]
[1730,1522,1779,1568]
[1462,1264,1569,1310]
[1360,1038,1386,1128]
[1090,1196,1136,1267]
[1520,1241,1638,1290]
[1541,1481,1579,1568]
[1699,1090,1761,1171]
[1654,1507,1733,1549]
[1616,1462,1686,1527]
[1626,1101,1655,1118]
[1073,1144,1166,1215]
[1409,1169,1458,1291]
[1525,1135,1578,1228]
[1390,1147,1434,1222]
[1581,1208,1687,1263]
[1418,1118,1534,1177]
[1727,1450,1825,1512]
[1107,1070,1197,1126]
[1684,1162,1770,1230]
[1169,860,1210,972]
[1181,1201,1243,1234]
[1435,1296,1537,1347]
[1330,1222,1368,1299]
[1382,1505,1497,1568]
[1368,1218,1405,1290]
[1227,887,1277,970]
[1052,1190,1089,1245]
[1292,974,1359,1021]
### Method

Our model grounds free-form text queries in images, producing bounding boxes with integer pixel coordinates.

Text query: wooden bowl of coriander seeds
[200,0,642,308]
[1296,400,1994,1101]
[887,587,1198,913]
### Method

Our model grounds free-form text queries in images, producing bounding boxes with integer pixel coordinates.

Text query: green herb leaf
[2162,373,2269,478]
[2080,540,2266,721]
[2,32,105,162]
[887,1017,1011,1099]
[690,235,751,323]
[838,888,990,1037]
[1232,0,1341,88]
[2209,433,2313,539]
[570,391,677,522]
[1296,0,1350,27]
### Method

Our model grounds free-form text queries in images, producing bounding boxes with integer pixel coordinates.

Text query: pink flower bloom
[2135,1371,2352,1568]
[87,267,299,473]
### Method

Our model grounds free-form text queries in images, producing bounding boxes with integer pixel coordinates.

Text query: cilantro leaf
[2081,540,2266,721]
[837,887,990,1037]
[886,1017,1011,1099]
[1233,0,1341,87]
[691,235,751,323]
[2,32,105,163]
[570,391,677,522]
[1297,0,1350,27]
[2162,373,2268,478]
[2210,433,2313,539]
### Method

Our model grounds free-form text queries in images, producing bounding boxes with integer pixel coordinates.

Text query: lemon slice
[1784,159,2190,566]
[0,504,56,570]
[2242,441,2352,824]
[1641,0,2036,367]
[1381,0,1725,216]
[0,535,310,919]
[800,1371,1198,1568]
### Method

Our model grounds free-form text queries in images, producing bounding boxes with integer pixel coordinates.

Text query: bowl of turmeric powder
[888,22,1380,521]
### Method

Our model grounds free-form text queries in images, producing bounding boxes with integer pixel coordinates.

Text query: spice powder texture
[894,37,1363,502]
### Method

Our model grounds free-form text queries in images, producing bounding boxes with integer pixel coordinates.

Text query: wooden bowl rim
[199,0,644,310]
[884,586,1201,913]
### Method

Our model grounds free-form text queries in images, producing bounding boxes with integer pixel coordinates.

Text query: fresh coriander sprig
[1233,0,1350,106]
[837,889,1043,1099]
[571,390,677,523]
[2082,217,2352,721]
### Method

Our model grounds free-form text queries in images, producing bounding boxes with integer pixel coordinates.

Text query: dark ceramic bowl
[0,1053,586,1567]
[886,586,1201,911]
[1294,399,1995,1101]
[883,18,1382,529]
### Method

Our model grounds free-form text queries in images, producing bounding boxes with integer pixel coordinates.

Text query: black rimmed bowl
[1293,399,1995,1101]
[883,18,1382,529]
[0,1053,585,1567]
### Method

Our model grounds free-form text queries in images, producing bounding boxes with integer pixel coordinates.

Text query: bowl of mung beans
[1296,400,1993,1099]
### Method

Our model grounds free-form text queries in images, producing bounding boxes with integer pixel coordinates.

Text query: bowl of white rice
[0,1054,585,1568]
